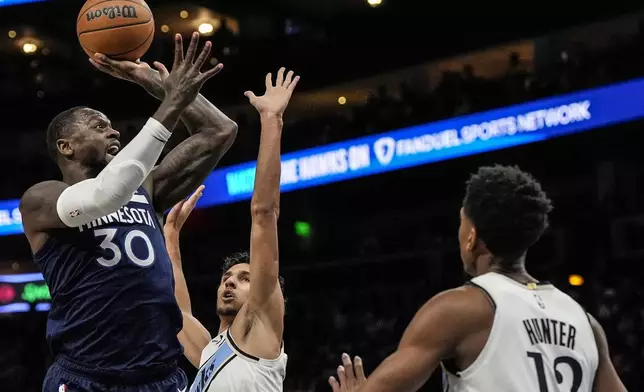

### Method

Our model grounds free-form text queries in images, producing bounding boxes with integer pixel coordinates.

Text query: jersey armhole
[441,282,497,377]
[32,233,60,260]
[465,281,497,310]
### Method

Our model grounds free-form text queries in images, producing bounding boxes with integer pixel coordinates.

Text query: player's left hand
[329,353,367,392]
[164,185,204,235]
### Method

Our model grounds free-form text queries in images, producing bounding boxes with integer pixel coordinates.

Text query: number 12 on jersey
[527,351,582,392]
[94,228,156,267]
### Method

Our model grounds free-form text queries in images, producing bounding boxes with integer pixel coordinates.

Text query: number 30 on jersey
[94,228,155,267]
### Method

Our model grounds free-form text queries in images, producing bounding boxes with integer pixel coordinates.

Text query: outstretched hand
[329,353,367,392]
[90,33,223,102]
[164,185,204,235]
[154,33,223,107]
[244,67,299,116]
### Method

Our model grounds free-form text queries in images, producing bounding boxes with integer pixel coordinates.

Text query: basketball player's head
[47,106,121,173]
[459,165,553,276]
[216,251,286,319]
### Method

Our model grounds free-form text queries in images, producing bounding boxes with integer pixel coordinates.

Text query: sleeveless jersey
[189,329,287,392]
[442,272,599,392]
[33,187,183,373]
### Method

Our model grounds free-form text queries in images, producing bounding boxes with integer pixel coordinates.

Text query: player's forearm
[146,77,237,212]
[164,230,183,268]
[143,73,238,138]
[165,230,193,312]
[250,113,283,216]
[181,95,238,137]
[151,127,236,212]
[179,313,212,368]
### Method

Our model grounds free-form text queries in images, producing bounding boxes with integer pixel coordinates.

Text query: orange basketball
[77,0,154,61]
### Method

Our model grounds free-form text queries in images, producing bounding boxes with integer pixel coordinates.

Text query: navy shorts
[43,357,188,392]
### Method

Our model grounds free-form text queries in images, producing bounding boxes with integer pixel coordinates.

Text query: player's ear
[466,226,477,252]
[57,139,73,158]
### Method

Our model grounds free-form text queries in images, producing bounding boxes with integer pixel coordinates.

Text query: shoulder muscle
[20,180,68,233]
[401,286,492,355]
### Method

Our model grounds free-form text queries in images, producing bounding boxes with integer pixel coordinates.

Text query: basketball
[77,0,155,61]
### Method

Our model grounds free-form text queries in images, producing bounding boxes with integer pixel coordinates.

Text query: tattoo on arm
[181,94,234,136]
[151,95,237,213]
[139,70,237,212]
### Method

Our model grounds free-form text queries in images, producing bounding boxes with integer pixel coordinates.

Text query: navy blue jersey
[33,187,183,373]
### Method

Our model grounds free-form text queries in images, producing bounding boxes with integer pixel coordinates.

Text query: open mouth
[222,290,235,300]
[106,141,121,156]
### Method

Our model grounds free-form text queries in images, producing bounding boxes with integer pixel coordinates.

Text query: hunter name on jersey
[522,318,578,350]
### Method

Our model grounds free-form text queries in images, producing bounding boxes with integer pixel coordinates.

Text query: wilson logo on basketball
[86,6,138,21]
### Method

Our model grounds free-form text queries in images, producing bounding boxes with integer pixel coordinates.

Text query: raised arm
[588,314,627,392]
[242,68,299,339]
[21,40,218,253]
[91,33,238,214]
[164,186,211,368]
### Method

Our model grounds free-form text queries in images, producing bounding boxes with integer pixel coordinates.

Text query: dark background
[2,0,644,391]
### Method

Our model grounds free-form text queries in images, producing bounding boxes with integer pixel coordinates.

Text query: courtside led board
[0,273,50,313]
[2,78,644,236]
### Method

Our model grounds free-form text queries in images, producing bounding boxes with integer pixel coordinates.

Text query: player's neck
[218,317,233,333]
[61,163,100,185]
[488,258,538,284]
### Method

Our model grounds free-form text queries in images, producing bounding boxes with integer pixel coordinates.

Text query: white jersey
[189,329,287,392]
[442,272,599,392]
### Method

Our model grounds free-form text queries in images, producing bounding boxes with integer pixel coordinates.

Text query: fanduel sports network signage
[1,78,644,236]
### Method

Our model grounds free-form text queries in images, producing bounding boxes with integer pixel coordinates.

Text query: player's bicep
[248,211,280,306]
[19,181,69,233]
[361,290,470,392]
[588,314,627,392]
[178,312,211,368]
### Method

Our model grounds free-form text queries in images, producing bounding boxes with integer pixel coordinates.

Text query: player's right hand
[329,353,367,392]
[164,185,204,236]
[90,54,153,84]
[154,32,223,108]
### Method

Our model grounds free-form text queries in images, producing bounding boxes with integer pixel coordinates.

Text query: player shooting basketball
[327,165,627,392]
[163,68,299,392]
[20,33,237,392]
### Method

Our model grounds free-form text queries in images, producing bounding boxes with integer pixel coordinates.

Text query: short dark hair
[221,251,286,295]
[46,106,87,162]
[463,165,553,260]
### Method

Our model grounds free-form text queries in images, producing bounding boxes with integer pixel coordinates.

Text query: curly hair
[221,251,286,296]
[463,165,553,262]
